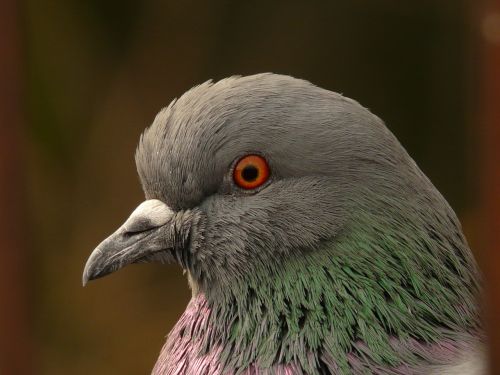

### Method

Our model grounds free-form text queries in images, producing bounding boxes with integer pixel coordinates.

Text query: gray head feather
[135,73,470,292]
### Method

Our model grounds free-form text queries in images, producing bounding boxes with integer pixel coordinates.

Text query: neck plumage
[155,206,481,374]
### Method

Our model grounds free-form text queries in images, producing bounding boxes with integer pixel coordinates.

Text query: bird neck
[168,208,481,374]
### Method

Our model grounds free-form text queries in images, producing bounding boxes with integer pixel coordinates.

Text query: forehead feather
[135,73,401,209]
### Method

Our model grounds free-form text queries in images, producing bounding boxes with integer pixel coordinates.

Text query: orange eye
[233,154,270,190]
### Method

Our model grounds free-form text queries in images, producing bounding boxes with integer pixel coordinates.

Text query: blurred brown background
[1,1,499,374]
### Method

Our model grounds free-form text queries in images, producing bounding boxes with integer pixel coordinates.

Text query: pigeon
[83,73,485,375]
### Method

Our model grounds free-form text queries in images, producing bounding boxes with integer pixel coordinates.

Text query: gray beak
[82,199,186,286]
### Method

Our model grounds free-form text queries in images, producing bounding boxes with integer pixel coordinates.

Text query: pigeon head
[83,74,481,373]
[84,74,420,289]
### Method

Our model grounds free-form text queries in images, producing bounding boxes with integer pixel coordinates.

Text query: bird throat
[156,212,481,374]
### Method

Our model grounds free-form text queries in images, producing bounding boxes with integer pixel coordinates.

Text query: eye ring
[233,154,270,190]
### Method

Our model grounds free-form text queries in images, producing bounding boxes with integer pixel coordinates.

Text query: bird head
[83,73,478,310]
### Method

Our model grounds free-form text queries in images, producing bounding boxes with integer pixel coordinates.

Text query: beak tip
[82,267,95,287]
[82,274,89,287]
[82,254,100,287]
[82,254,113,286]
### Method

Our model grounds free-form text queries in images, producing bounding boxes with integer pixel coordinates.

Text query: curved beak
[82,199,187,286]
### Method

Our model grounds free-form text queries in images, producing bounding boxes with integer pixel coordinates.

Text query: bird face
[83,73,412,293]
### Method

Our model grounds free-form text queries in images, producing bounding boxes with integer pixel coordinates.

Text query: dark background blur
[1,1,499,374]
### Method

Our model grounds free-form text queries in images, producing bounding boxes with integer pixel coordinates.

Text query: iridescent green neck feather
[190,187,481,374]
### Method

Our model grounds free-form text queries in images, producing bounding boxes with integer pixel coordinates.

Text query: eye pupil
[242,165,259,181]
